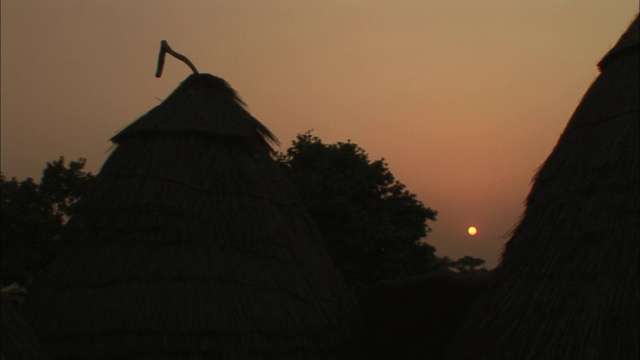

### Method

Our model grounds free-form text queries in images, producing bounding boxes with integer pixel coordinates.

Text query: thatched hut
[24,64,364,358]
[444,14,639,360]
[1,292,47,360]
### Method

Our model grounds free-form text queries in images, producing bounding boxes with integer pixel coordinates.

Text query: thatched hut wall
[443,14,639,360]
[1,295,47,360]
[25,74,364,359]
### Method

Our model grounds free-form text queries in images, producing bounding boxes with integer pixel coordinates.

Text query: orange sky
[1,1,637,268]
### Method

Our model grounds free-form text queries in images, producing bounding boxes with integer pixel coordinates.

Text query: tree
[1,157,94,287]
[447,256,488,273]
[39,156,94,221]
[276,132,440,290]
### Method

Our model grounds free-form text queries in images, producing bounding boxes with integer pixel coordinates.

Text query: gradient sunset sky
[2,1,637,268]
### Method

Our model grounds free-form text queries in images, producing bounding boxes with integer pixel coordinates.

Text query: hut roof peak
[112,73,279,149]
[112,41,279,149]
[598,13,639,70]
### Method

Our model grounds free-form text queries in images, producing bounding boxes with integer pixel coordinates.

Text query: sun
[467,226,478,236]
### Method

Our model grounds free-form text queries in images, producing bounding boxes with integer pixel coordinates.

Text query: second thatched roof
[444,14,639,360]
[25,73,364,359]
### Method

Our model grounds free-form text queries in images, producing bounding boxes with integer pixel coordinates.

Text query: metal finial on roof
[155,40,199,78]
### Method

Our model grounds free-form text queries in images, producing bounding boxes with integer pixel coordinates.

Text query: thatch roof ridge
[443,14,639,360]
[112,73,279,149]
[598,14,639,70]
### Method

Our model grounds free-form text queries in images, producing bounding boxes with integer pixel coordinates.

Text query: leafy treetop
[276,132,441,290]
[1,157,94,287]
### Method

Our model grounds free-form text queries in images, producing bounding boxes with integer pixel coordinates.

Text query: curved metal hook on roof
[155,40,199,78]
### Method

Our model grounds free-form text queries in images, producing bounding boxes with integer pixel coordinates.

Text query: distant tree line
[0,133,487,291]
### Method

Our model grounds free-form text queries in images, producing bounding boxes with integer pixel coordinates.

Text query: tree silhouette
[277,132,440,290]
[1,157,94,287]
[448,256,487,273]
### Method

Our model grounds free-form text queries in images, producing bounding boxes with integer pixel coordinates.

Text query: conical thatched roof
[25,73,363,359]
[444,14,639,360]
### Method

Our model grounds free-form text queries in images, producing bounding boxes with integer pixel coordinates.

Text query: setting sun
[468,226,478,236]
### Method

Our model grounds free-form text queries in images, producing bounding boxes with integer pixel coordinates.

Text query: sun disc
[468,226,478,236]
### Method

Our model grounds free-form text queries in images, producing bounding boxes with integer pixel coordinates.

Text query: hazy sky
[2,1,637,268]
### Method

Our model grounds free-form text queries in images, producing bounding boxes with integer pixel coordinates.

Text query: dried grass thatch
[444,14,639,360]
[1,295,47,360]
[24,74,364,359]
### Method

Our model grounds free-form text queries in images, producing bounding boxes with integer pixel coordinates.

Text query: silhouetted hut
[1,294,47,360]
[25,45,363,359]
[444,14,639,360]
